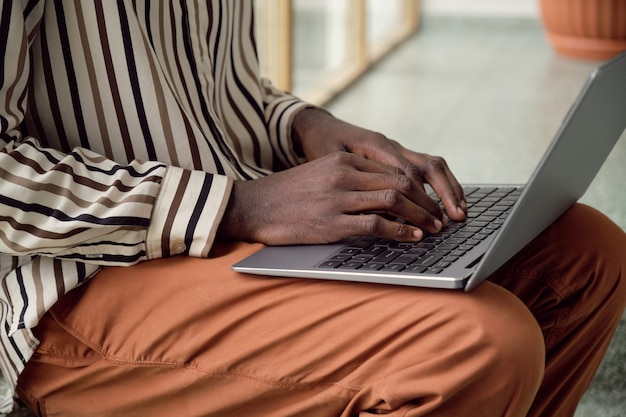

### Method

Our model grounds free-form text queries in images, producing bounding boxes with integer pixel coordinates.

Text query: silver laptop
[233,51,626,292]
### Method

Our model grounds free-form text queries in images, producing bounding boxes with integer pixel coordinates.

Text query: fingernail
[434,219,443,230]
[412,229,424,240]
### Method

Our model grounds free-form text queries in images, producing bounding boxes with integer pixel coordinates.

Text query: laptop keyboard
[318,186,523,275]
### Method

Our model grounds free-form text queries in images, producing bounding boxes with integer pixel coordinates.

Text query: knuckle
[371,131,388,143]
[363,130,386,143]
[362,214,386,236]
[327,170,344,187]
[427,156,448,172]
[382,189,401,208]
[396,175,413,193]
[327,150,351,165]
[403,163,422,178]
[359,215,409,240]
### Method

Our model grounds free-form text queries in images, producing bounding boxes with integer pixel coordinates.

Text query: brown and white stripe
[0,1,308,410]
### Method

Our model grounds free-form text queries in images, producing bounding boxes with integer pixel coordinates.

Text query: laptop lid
[233,52,626,291]
[465,51,626,290]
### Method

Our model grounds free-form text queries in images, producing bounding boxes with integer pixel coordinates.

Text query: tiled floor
[325,16,626,417]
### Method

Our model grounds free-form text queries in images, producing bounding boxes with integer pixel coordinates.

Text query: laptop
[233,51,626,292]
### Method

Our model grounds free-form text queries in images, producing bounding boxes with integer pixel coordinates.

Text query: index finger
[413,155,467,221]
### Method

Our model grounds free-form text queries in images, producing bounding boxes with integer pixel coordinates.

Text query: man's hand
[218,152,448,245]
[217,108,467,246]
[293,108,467,221]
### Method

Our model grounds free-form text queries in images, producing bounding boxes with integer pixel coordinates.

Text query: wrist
[292,107,334,157]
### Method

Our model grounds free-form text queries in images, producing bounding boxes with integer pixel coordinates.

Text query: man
[1,2,624,416]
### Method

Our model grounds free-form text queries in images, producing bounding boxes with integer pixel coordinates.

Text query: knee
[554,204,626,305]
[365,284,545,415]
[467,283,545,406]
[554,204,625,267]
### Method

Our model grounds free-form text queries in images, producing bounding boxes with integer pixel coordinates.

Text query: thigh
[488,203,626,417]
[18,241,543,417]
[489,203,626,349]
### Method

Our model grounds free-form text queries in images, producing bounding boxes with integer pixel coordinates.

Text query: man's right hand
[217,151,449,246]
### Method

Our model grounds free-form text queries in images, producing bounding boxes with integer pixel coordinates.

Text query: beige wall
[422,0,539,18]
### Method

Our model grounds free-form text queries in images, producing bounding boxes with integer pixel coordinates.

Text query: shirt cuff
[146,166,233,259]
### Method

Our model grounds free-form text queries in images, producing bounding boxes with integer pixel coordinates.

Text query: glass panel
[292,0,352,96]
[366,0,406,49]
[255,0,419,105]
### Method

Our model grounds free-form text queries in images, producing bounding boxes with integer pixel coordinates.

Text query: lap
[45,203,625,364]
[44,241,533,380]
[18,203,625,416]
[23,241,543,416]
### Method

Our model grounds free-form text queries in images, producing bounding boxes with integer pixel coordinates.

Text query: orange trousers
[17,204,626,417]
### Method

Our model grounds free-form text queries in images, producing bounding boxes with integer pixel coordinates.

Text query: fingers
[320,153,442,238]
[347,174,445,234]
[346,135,466,222]
[343,213,425,242]
[383,143,465,221]
[414,155,467,221]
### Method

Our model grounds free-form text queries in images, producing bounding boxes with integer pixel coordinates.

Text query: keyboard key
[338,261,364,269]
[393,254,420,265]
[383,264,405,272]
[466,238,484,246]
[414,243,437,251]
[390,242,414,250]
[423,237,445,245]
[412,255,442,267]
[330,254,352,262]
[407,248,428,257]
[319,261,342,268]
[361,262,385,270]
[347,240,373,249]
[404,265,428,273]
[362,245,387,256]
[469,220,490,228]
[372,250,403,264]
[451,236,470,243]
[438,243,460,251]
[351,255,374,263]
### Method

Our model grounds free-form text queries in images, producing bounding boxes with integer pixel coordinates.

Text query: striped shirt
[0,0,309,410]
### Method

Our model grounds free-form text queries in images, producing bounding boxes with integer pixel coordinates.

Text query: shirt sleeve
[1,1,231,266]
[260,78,314,169]
[0,139,231,264]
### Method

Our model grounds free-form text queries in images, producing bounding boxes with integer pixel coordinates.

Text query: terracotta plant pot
[539,0,626,60]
